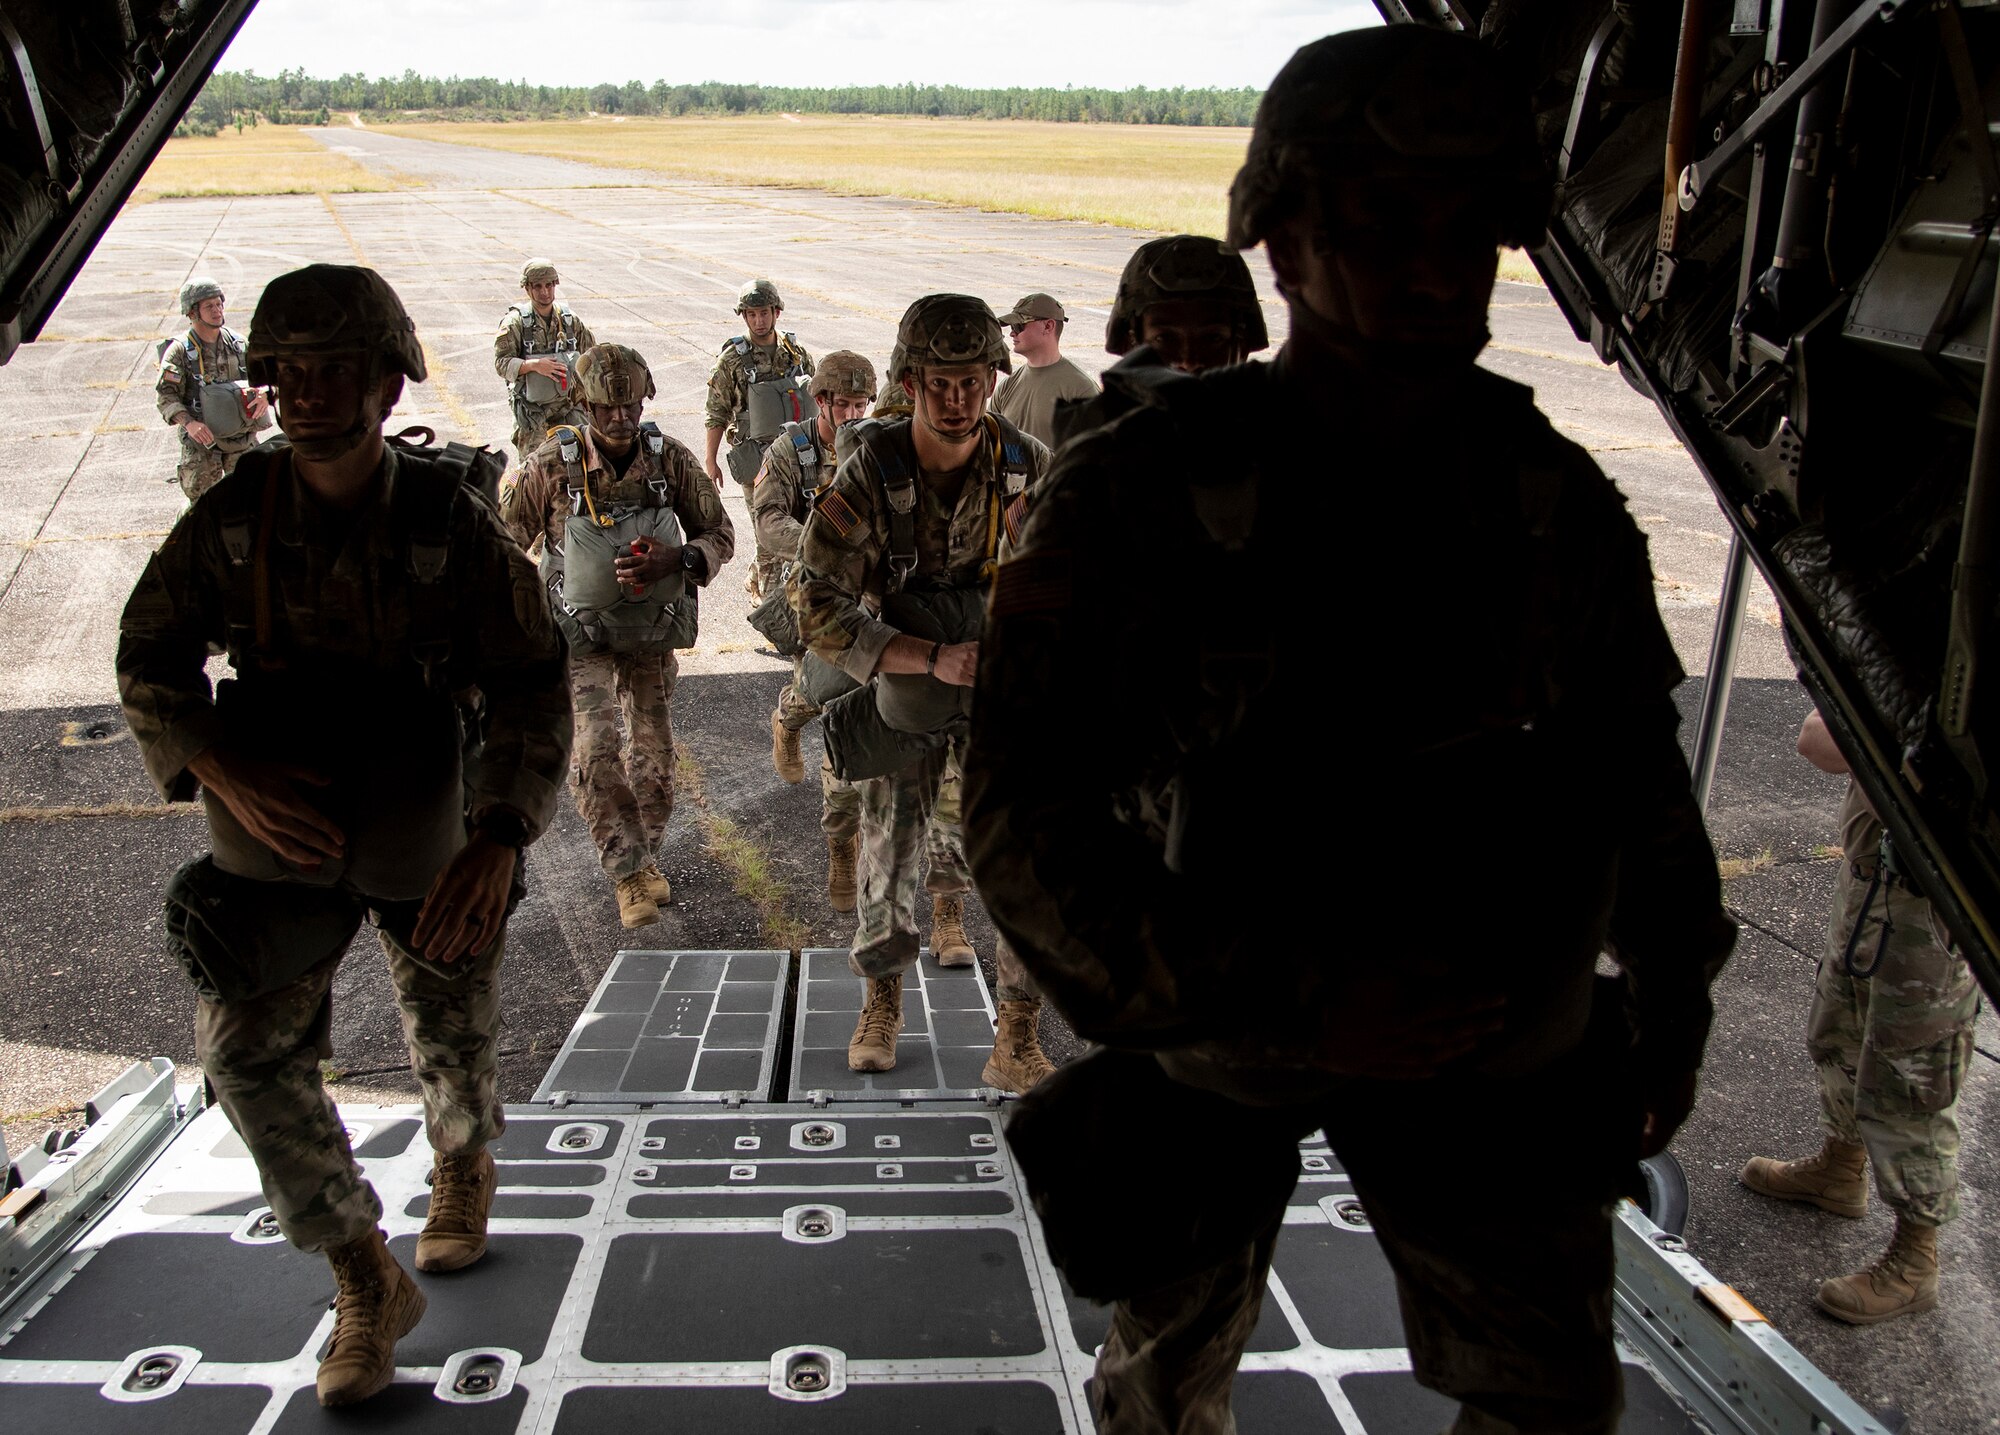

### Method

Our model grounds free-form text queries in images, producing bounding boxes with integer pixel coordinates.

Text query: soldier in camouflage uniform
[967,30,1736,1434]
[493,258,595,465]
[792,294,1057,1094]
[1739,708,1981,1324]
[155,277,273,500]
[702,278,816,604]
[117,264,572,1408]
[506,343,735,929]
[753,350,876,911]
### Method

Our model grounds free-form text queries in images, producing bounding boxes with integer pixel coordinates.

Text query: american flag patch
[817,489,861,537]
[988,551,1071,618]
[1004,494,1028,547]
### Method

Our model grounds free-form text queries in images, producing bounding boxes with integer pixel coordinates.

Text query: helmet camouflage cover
[735,278,784,312]
[574,343,656,405]
[1106,235,1269,356]
[179,277,224,316]
[1226,26,1551,252]
[811,349,877,400]
[245,264,427,385]
[887,294,1011,385]
[521,257,560,286]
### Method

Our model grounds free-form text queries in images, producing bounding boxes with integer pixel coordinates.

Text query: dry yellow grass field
[374,113,1246,235]
[132,124,398,201]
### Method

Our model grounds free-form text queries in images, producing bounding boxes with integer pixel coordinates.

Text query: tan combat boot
[1739,1138,1868,1218]
[317,1227,427,1406]
[615,872,660,929]
[771,708,805,784]
[930,894,975,967]
[415,1147,496,1273]
[637,864,672,906]
[982,999,1057,1093]
[826,835,859,913]
[1816,1217,1939,1324]
[848,975,904,1072]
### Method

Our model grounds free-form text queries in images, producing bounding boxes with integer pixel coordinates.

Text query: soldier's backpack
[537,423,699,655]
[744,422,832,657]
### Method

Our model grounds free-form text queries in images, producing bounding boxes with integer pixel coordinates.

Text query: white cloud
[218,0,1380,90]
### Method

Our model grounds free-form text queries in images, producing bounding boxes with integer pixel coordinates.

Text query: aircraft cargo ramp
[0,950,1891,1434]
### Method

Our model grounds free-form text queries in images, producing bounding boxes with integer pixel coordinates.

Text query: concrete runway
[0,126,1994,1428]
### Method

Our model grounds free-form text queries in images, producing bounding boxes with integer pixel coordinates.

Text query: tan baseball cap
[997,292,1065,324]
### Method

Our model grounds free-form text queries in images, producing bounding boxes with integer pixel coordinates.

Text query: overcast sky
[218,0,1378,91]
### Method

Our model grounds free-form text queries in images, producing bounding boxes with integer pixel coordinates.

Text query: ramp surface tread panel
[532,949,789,1103]
[0,1102,1711,1433]
[790,946,999,1101]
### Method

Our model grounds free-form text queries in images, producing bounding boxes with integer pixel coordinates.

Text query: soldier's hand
[616,539,680,588]
[184,419,216,448]
[934,641,979,687]
[522,357,564,379]
[1314,984,1508,1079]
[187,748,344,869]
[1638,1070,1699,1158]
[704,457,724,485]
[243,389,270,421]
[413,834,516,963]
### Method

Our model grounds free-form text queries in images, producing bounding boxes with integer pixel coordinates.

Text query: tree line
[178,70,1263,134]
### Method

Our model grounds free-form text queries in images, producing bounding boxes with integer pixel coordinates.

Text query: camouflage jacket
[703,333,815,441]
[749,419,834,563]
[492,303,595,390]
[964,354,1736,1089]
[155,327,272,455]
[793,415,1048,683]
[504,422,736,577]
[117,444,574,844]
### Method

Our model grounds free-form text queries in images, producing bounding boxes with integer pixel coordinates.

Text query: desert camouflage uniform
[508,423,734,879]
[155,327,272,499]
[753,421,862,842]
[118,444,573,1251]
[494,304,595,459]
[1809,780,1981,1226]
[794,415,1047,998]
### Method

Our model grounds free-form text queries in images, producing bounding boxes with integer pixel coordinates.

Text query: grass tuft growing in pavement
[133,125,400,202]
[674,747,809,951]
[1717,847,1776,881]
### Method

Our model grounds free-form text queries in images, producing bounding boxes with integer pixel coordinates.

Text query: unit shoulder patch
[989,551,1071,618]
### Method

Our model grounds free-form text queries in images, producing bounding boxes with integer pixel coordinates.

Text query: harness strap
[876,439,919,592]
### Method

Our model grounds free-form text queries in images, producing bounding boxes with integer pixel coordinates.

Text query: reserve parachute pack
[158,327,255,441]
[509,303,584,408]
[724,334,817,485]
[539,422,698,655]
[821,414,1031,782]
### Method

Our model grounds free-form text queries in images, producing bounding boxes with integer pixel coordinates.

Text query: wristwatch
[680,545,707,579]
[475,808,530,849]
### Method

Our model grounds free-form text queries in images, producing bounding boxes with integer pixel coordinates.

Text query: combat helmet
[1226,27,1550,252]
[887,294,1011,384]
[521,257,560,286]
[735,278,784,313]
[245,264,427,386]
[574,343,656,405]
[1105,236,1269,355]
[178,277,224,317]
[811,349,877,401]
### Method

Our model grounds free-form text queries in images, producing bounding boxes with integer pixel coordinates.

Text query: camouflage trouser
[777,661,862,842]
[176,439,245,501]
[1809,861,1980,1226]
[571,648,677,880]
[195,917,506,1254]
[850,733,1036,1001]
[1094,1051,1628,1435]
